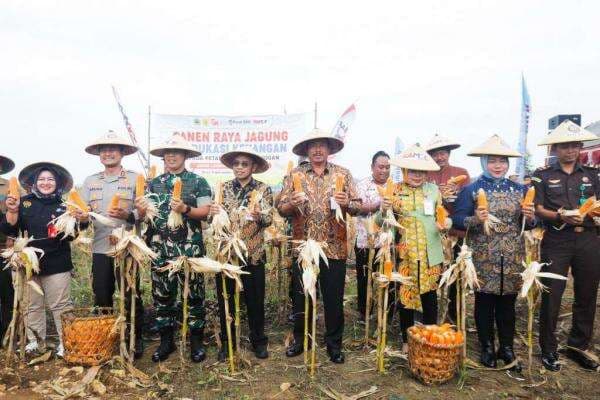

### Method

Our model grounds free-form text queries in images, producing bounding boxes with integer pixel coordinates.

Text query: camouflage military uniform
[147,170,212,330]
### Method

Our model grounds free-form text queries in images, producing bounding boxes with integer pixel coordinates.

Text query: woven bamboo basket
[407,327,462,385]
[61,308,118,366]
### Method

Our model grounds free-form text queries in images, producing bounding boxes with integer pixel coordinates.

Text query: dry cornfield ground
[1,243,599,400]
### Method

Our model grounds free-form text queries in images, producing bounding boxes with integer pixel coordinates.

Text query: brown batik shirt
[221,178,273,265]
[277,162,361,260]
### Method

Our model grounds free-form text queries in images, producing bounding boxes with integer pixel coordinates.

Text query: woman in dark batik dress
[452,135,535,371]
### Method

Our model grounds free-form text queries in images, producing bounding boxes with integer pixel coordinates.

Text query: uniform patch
[22,200,31,208]
[582,176,589,183]
[531,176,542,183]
[549,179,561,184]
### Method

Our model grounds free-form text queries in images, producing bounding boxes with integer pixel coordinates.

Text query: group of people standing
[0,119,599,373]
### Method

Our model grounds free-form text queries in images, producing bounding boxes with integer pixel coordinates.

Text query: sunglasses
[233,160,252,168]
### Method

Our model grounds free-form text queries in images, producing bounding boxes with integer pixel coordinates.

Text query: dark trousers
[539,230,600,353]
[398,290,438,342]
[446,240,464,322]
[292,258,346,351]
[354,246,370,317]
[0,265,14,340]
[216,263,268,347]
[92,253,144,333]
[474,292,516,348]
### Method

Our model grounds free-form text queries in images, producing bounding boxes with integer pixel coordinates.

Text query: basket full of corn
[407,324,463,385]
[61,308,118,366]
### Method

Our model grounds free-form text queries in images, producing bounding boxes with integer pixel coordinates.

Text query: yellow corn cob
[579,196,596,216]
[477,188,488,210]
[68,189,89,211]
[214,181,223,205]
[335,174,344,192]
[248,190,258,209]
[384,260,393,279]
[286,160,294,176]
[447,175,467,185]
[8,177,19,199]
[376,185,385,198]
[385,177,394,197]
[436,205,449,226]
[293,172,303,193]
[521,186,535,207]
[172,178,182,200]
[109,193,121,210]
[148,165,157,179]
[136,174,145,198]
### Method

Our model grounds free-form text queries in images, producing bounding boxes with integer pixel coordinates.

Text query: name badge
[423,198,434,216]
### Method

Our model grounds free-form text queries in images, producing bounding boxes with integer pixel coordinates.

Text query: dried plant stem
[119,258,129,361]
[5,270,24,366]
[309,295,317,378]
[181,262,191,355]
[303,294,309,365]
[128,259,138,358]
[378,284,390,373]
[364,246,375,348]
[221,274,235,373]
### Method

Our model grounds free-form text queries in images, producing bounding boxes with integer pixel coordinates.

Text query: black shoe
[286,342,304,358]
[327,348,345,364]
[151,328,176,362]
[134,335,144,360]
[479,341,497,368]
[565,349,599,370]
[287,313,295,324]
[190,330,206,363]
[542,352,561,372]
[497,346,521,372]
[252,344,269,359]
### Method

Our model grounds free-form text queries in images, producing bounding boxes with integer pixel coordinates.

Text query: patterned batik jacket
[220,178,273,265]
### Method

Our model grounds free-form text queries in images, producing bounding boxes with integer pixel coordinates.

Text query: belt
[548,225,597,234]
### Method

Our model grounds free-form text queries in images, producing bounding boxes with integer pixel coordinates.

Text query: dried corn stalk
[2,234,45,364]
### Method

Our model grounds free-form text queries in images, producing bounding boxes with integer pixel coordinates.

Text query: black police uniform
[532,162,600,355]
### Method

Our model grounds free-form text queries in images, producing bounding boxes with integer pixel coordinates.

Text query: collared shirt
[220,178,273,265]
[355,176,383,249]
[532,162,600,229]
[277,162,361,260]
[82,168,138,254]
[147,170,212,267]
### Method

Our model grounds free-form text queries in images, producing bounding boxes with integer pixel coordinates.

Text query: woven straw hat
[220,149,270,173]
[390,143,441,171]
[467,134,522,157]
[538,120,597,146]
[19,161,74,192]
[425,134,461,152]
[0,155,15,174]
[85,130,138,156]
[292,129,344,157]
[150,135,201,158]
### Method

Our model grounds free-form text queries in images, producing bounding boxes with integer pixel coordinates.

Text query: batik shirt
[277,162,361,260]
[220,178,273,265]
[146,170,212,267]
[355,176,383,249]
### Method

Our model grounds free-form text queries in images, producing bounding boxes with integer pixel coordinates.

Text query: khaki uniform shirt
[82,168,138,254]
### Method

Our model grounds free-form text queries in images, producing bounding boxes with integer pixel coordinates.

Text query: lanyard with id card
[423,197,435,216]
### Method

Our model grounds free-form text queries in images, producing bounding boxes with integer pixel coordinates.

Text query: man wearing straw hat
[209,149,273,360]
[0,154,16,340]
[136,134,212,363]
[81,130,145,358]
[532,120,600,371]
[278,129,361,364]
[424,134,470,323]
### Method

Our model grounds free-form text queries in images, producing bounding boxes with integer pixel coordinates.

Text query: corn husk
[211,206,231,238]
[51,199,117,239]
[1,234,44,295]
[439,244,480,290]
[519,261,567,299]
[447,175,468,185]
[296,239,328,271]
[187,256,249,289]
[216,231,248,266]
[167,178,184,229]
[107,226,158,266]
[372,270,413,287]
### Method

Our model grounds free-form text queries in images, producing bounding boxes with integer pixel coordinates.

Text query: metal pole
[147,105,152,174]
[314,102,317,129]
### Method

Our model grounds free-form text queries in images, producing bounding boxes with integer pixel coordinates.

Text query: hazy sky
[2,1,600,183]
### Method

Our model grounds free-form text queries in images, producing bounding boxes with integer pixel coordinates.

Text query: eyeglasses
[233,161,251,168]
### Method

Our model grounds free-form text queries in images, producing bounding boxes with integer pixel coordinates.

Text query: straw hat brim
[0,155,15,174]
[18,161,74,192]
[220,151,270,174]
[538,132,598,146]
[85,143,138,156]
[390,157,440,171]
[467,149,522,157]
[292,136,344,157]
[150,145,202,158]
[426,143,460,152]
